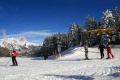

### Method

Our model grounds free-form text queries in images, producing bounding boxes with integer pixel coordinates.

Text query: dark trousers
[100,50,104,59]
[85,51,89,59]
[12,56,18,66]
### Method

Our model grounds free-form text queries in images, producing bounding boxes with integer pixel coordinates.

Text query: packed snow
[0,45,120,80]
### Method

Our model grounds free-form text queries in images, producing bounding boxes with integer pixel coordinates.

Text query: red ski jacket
[12,51,18,57]
[106,45,112,52]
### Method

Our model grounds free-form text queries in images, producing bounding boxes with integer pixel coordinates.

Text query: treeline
[34,6,120,57]
[0,47,10,57]
[34,32,71,56]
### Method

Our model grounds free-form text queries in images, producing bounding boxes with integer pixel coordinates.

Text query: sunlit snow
[0,45,120,80]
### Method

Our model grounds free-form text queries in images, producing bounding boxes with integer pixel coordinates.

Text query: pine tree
[68,23,83,46]
[99,9,115,28]
[84,14,97,30]
[113,7,120,32]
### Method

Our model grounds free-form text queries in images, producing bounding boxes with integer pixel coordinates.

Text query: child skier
[106,44,114,59]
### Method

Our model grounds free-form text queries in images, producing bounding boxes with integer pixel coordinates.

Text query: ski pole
[5,57,11,67]
[5,49,13,67]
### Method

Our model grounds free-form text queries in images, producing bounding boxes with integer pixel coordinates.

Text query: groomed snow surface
[0,46,120,80]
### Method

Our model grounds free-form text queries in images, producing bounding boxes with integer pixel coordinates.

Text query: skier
[106,44,114,59]
[44,54,48,60]
[11,50,18,66]
[84,43,89,60]
[98,42,106,59]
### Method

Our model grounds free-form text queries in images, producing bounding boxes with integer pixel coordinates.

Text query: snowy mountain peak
[0,37,37,49]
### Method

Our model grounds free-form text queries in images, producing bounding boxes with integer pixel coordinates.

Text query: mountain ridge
[0,37,41,57]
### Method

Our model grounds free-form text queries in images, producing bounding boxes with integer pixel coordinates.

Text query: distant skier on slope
[84,43,89,60]
[44,53,48,60]
[11,50,18,66]
[98,42,106,59]
[106,44,114,59]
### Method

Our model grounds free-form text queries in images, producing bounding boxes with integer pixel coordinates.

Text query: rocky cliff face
[0,37,41,57]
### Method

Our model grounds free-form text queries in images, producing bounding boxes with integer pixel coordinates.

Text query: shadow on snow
[108,66,120,78]
[30,57,56,60]
[44,74,94,80]
[57,58,95,62]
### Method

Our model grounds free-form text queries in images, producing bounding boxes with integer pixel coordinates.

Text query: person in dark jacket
[98,42,106,59]
[84,43,89,60]
[11,50,18,66]
[44,54,48,60]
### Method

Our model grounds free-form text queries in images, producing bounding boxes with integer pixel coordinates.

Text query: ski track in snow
[0,46,120,80]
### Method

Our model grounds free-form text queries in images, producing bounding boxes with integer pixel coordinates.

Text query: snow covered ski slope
[0,46,120,80]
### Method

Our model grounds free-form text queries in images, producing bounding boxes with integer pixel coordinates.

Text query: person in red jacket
[11,50,18,66]
[106,44,114,59]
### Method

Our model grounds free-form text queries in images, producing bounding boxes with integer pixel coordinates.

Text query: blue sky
[0,0,120,44]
